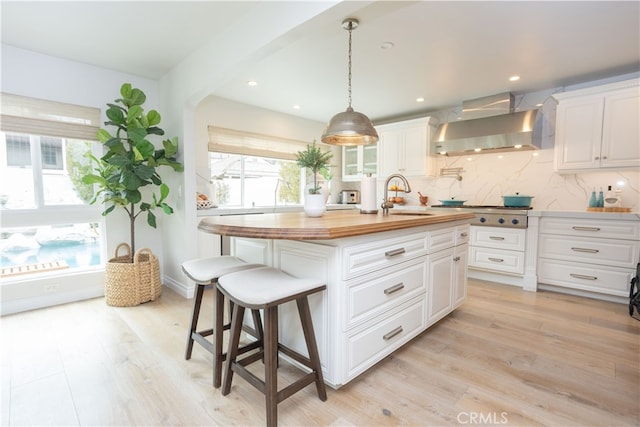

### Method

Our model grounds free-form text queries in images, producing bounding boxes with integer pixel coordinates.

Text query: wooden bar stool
[181,256,264,386]
[217,266,327,427]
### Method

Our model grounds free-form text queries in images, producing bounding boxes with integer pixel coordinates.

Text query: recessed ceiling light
[497,155,504,159]
[514,144,522,149]
[380,41,394,50]
[247,80,258,86]
[474,148,482,152]
[532,152,539,157]
[535,103,543,107]
[292,105,300,110]
[466,157,473,161]
[416,97,424,103]
[509,75,520,82]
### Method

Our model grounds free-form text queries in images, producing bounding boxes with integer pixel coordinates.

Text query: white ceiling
[2,1,639,124]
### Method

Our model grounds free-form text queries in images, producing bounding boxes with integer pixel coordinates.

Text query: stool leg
[213,285,225,388]
[297,297,327,401]
[185,283,206,360]
[264,305,279,427]
[222,303,245,396]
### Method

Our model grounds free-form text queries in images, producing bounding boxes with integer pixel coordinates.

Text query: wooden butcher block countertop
[197,210,474,240]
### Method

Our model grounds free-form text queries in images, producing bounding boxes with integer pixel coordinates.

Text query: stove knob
[479,217,487,223]
[512,218,519,225]
[498,217,505,224]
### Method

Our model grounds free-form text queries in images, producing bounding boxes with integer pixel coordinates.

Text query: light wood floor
[2,279,638,426]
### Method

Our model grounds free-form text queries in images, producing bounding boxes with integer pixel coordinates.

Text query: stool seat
[217,266,327,427]
[181,256,264,387]
[217,266,325,306]
[182,256,263,283]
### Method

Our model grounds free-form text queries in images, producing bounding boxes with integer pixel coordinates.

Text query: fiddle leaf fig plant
[295,141,333,194]
[83,83,184,258]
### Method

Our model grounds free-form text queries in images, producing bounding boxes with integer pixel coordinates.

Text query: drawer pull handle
[488,257,504,263]
[571,247,599,253]
[384,283,405,295]
[489,236,505,241]
[572,226,600,232]
[383,326,403,341]
[385,248,406,257]
[460,232,468,237]
[570,273,598,281]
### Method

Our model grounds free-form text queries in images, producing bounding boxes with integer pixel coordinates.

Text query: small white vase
[304,193,326,217]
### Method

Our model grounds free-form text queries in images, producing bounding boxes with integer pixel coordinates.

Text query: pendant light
[321,18,378,146]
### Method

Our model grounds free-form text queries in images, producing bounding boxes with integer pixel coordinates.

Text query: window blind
[1,93,101,141]
[208,125,312,161]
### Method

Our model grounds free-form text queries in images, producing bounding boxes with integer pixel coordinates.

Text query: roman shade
[1,93,101,141]
[207,126,311,161]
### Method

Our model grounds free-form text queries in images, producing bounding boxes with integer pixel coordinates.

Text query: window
[0,93,104,280]
[206,126,332,208]
[208,152,301,207]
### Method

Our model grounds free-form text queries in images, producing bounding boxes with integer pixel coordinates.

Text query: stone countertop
[528,209,640,220]
[198,210,474,240]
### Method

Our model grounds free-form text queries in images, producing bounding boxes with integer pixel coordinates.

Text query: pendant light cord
[347,22,353,109]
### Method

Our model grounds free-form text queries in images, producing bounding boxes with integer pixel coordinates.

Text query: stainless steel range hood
[432,93,541,156]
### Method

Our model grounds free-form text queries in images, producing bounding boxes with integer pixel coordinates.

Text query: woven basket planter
[104,243,161,307]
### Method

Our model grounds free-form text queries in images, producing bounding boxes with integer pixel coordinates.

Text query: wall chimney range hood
[432,92,541,156]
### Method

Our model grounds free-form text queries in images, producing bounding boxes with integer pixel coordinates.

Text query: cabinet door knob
[594,156,600,160]
[460,232,468,237]
[453,256,461,261]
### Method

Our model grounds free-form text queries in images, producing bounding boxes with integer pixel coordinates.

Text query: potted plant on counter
[295,141,333,217]
[82,83,183,306]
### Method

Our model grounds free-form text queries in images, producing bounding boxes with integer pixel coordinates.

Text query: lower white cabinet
[537,217,640,297]
[469,226,526,275]
[231,220,470,388]
[427,225,469,326]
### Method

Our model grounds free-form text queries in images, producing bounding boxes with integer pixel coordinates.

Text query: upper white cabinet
[342,144,378,181]
[553,79,639,172]
[377,117,437,178]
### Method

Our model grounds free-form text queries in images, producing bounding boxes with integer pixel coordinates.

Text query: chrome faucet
[381,173,412,215]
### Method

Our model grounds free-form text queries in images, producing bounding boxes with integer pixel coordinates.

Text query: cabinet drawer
[343,233,427,279]
[345,258,426,329]
[469,246,525,275]
[427,227,456,253]
[538,259,633,297]
[471,226,525,251]
[538,234,639,268]
[346,298,425,380]
[540,217,640,240]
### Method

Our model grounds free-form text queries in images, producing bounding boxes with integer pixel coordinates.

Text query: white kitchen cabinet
[231,219,470,388]
[427,225,469,326]
[468,226,526,275]
[537,217,640,298]
[341,144,378,181]
[377,117,437,177]
[553,78,639,172]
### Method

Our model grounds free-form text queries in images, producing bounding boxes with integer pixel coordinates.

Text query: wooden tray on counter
[586,207,632,212]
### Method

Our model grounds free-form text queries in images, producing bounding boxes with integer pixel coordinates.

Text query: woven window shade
[207,125,312,161]
[1,93,101,140]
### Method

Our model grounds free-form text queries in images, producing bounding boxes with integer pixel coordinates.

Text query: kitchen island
[199,210,473,388]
